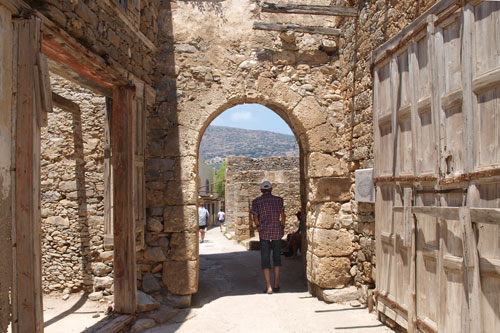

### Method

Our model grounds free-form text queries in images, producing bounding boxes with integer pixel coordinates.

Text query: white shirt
[198,207,209,226]
[217,211,225,221]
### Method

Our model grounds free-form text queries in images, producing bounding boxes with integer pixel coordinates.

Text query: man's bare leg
[273,266,280,289]
[200,229,205,243]
[263,268,273,293]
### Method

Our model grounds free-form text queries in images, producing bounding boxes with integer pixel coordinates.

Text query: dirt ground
[42,293,110,333]
[36,227,392,332]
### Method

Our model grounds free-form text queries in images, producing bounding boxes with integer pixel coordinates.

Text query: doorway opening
[40,73,113,331]
[194,103,307,304]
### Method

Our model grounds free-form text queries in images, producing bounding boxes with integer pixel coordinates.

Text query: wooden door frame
[9,6,145,330]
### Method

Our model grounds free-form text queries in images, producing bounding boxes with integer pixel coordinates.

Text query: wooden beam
[14,16,44,333]
[253,21,340,36]
[470,207,500,225]
[473,66,500,95]
[37,11,126,96]
[394,206,500,225]
[459,207,482,333]
[112,86,137,314]
[82,314,135,333]
[261,2,357,17]
[37,53,52,126]
[51,92,80,114]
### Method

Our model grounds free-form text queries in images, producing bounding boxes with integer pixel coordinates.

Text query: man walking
[251,181,285,294]
[198,204,210,243]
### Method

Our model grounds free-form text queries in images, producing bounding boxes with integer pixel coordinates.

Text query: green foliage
[214,162,227,198]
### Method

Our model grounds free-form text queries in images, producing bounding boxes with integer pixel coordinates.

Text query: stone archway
[196,101,306,240]
[150,0,374,303]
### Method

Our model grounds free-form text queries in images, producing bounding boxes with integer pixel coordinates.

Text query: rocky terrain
[200,125,299,168]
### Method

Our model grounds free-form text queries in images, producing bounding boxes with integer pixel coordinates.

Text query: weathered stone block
[131,318,156,331]
[308,254,351,289]
[146,305,180,324]
[308,152,347,178]
[46,216,69,227]
[305,123,342,153]
[162,295,192,309]
[88,291,103,301]
[323,286,362,303]
[164,205,197,232]
[75,0,98,28]
[144,247,167,262]
[91,262,112,277]
[168,232,198,261]
[94,276,113,290]
[309,177,351,203]
[142,273,162,293]
[165,180,197,205]
[137,290,160,312]
[293,96,327,131]
[310,228,354,257]
[147,217,164,232]
[163,260,198,295]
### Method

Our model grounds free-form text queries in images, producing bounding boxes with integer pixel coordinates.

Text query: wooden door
[373,1,500,332]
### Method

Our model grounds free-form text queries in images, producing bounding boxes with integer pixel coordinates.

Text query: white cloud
[231,111,253,122]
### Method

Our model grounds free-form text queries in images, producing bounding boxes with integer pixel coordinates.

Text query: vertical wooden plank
[462,4,475,173]
[409,41,419,176]
[403,187,413,248]
[104,98,113,235]
[36,53,52,127]
[14,17,43,333]
[390,56,399,177]
[459,206,482,333]
[0,5,14,332]
[432,21,447,179]
[408,212,417,333]
[112,86,137,314]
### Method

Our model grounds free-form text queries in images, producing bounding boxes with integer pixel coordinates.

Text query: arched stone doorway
[197,102,304,240]
[151,0,375,304]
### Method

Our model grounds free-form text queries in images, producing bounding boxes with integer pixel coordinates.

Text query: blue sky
[210,104,294,135]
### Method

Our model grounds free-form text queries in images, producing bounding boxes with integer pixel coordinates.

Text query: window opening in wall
[195,103,305,304]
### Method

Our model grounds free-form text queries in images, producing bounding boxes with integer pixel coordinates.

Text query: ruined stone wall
[225,156,300,240]
[37,0,159,84]
[40,74,112,297]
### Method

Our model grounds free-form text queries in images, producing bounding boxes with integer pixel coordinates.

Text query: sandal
[272,286,280,292]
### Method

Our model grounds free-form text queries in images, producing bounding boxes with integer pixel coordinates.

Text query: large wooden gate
[372,1,500,332]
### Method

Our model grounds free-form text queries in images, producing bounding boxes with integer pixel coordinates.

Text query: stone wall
[40,74,112,296]
[37,0,159,85]
[225,156,300,240]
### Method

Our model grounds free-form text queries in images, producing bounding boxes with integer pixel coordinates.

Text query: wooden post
[390,55,399,177]
[14,17,44,333]
[403,187,417,332]
[459,206,482,333]
[461,4,475,173]
[112,86,137,314]
[403,188,413,248]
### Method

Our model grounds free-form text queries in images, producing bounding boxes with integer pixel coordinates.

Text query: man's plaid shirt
[251,192,284,240]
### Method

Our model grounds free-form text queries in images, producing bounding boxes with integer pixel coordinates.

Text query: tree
[214,162,227,198]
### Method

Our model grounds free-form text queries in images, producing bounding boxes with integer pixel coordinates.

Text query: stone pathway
[141,227,392,333]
